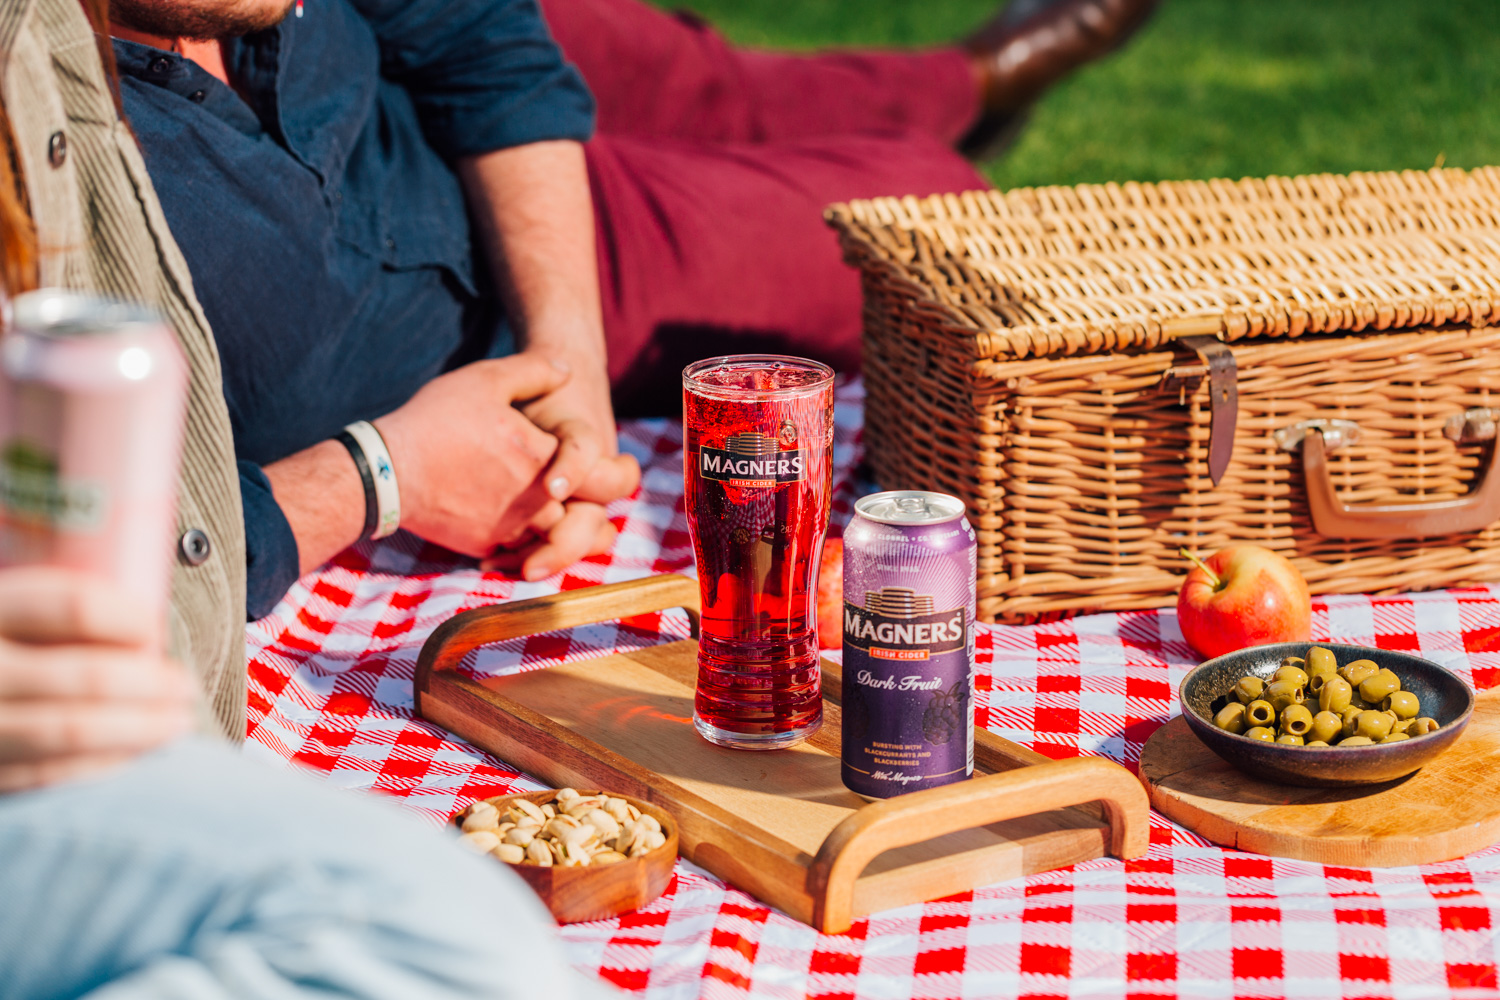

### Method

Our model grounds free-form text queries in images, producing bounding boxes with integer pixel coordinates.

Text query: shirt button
[149,56,171,74]
[46,131,66,168]
[178,528,212,566]
[189,90,207,103]
[384,236,396,250]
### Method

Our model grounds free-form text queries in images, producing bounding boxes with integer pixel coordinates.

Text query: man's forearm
[458,141,605,360]
[263,441,366,576]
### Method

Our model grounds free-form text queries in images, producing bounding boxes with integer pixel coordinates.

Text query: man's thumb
[499,352,571,402]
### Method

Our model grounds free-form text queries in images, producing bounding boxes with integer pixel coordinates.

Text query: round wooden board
[1139,691,1500,867]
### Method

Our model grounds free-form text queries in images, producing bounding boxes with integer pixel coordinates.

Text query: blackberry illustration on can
[841,491,977,799]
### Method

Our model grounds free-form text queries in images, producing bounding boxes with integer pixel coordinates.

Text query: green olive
[1244,699,1276,727]
[1234,676,1266,705]
[1265,679,1304,713]
[1306,740,1331,747]
[1359,669,1400,705]
[1214,702,1248,734]
[1319,677,1353,714]
[1308,672,1330,694]
[1381,732,1411,743]
[1341,659,1379,687]
[1309,711,1343,744]
[1243,726,1276,742]
[1273,665,1310,690]
[1388,717,1414,736]
[1409,717,1441,736]
[1355,710,1395,741]
[1306,646,1338,678]
[1276,734,1305,745]
[1340,705,1364,739]
[1281,655,1307,669]
[1383,691,1419,719]
[1280,703,1314,736]
[1338,736,1376,746]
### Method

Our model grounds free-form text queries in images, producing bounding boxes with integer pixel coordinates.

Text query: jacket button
[189,90,207,104]
[47,131,66,168]
[178,528,212,566]
[149,56,171,74]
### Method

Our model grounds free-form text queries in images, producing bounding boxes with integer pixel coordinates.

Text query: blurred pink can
[0,290,188,649]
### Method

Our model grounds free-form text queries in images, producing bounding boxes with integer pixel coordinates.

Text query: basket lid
[825,167,1500,361]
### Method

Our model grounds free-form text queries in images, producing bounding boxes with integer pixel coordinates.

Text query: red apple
[1176,544,1311,659]
[815,536,844,650]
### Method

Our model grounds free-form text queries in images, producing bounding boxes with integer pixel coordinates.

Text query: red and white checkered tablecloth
[246,379,1500,1000]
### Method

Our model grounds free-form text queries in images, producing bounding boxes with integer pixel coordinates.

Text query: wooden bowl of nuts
[453,787,678,924]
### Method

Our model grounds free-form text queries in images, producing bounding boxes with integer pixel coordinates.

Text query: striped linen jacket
[0,0,246,739]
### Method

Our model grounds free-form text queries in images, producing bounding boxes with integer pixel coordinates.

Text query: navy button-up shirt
[113,0,594,618]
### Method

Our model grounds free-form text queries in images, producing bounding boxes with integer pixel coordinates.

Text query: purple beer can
[841,490,977,799]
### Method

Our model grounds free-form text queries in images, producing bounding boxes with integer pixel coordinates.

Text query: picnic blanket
[246,380,1500,1000]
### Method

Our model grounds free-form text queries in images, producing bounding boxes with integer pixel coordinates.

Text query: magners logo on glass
[844,587,965,662]
[699,431,806,488]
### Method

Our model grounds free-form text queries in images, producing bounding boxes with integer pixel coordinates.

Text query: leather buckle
[1172,335,1238,486]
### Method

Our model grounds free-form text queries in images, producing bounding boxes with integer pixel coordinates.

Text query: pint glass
[683,355,834,750]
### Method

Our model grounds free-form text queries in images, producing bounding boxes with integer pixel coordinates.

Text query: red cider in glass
[682,355,834,750]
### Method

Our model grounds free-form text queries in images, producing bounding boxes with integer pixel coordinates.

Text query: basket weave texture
[826,167,1500,623]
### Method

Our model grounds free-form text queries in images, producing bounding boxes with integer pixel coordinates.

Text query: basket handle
[1292,425,1500,539]
[805,756,1149,933]
[413,574,701,713]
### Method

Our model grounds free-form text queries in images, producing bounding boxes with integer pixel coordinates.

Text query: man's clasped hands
[377,349,640,581]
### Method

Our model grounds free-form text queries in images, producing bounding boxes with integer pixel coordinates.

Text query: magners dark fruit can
[841,490,977,799]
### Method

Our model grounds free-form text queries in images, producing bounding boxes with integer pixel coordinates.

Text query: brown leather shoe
[959,0,1160,160]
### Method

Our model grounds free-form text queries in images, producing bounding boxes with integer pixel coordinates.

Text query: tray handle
[806,756,1148,933]
[414,574,701,712]
[1291,424,1500,539]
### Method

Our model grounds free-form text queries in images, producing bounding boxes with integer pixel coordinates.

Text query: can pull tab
[895,497,929,516]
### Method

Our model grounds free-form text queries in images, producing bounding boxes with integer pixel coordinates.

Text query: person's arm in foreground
[459,140,639,577]
[0,567,194,793]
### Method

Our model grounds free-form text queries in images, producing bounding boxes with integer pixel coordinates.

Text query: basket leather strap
[1179,335,1238,486]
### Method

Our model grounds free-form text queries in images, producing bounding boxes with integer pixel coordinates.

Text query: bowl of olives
[1180,642,1473,787]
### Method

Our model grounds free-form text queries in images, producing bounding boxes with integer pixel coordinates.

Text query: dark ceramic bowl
[1180,642,1474,788]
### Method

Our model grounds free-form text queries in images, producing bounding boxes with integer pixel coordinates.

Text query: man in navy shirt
[108,0,1155,617]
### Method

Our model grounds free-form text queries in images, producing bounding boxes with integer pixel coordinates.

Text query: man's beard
[110,0,296,40]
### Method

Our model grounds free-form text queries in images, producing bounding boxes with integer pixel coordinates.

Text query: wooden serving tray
[415,574,1148,932]
[1139,690,1500,867]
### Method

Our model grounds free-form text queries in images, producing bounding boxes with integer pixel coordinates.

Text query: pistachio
[492,843,526,864]
[503,826,537,847]
[556,787,581,805]
[564,797,605,819]
[556,822,597,850]
[525,839,553,866]
[511,798,546,824]
[540,803,556,820]
[585,809,620,840]
[630,830,666,857]
[459,830,500,853]
[461,801,500,830]
[591,850,629,865]
[604,798,633,824]
[639,815,661,835]
[543,816,581,840]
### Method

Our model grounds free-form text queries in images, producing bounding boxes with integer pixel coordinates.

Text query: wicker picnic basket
[825,167,1500,623]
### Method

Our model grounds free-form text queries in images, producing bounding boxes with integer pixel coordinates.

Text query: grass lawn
[661,0,1500,189]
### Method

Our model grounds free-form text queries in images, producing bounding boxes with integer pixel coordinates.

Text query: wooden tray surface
[415,574,1148,932]
[1140,689,1500,867]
